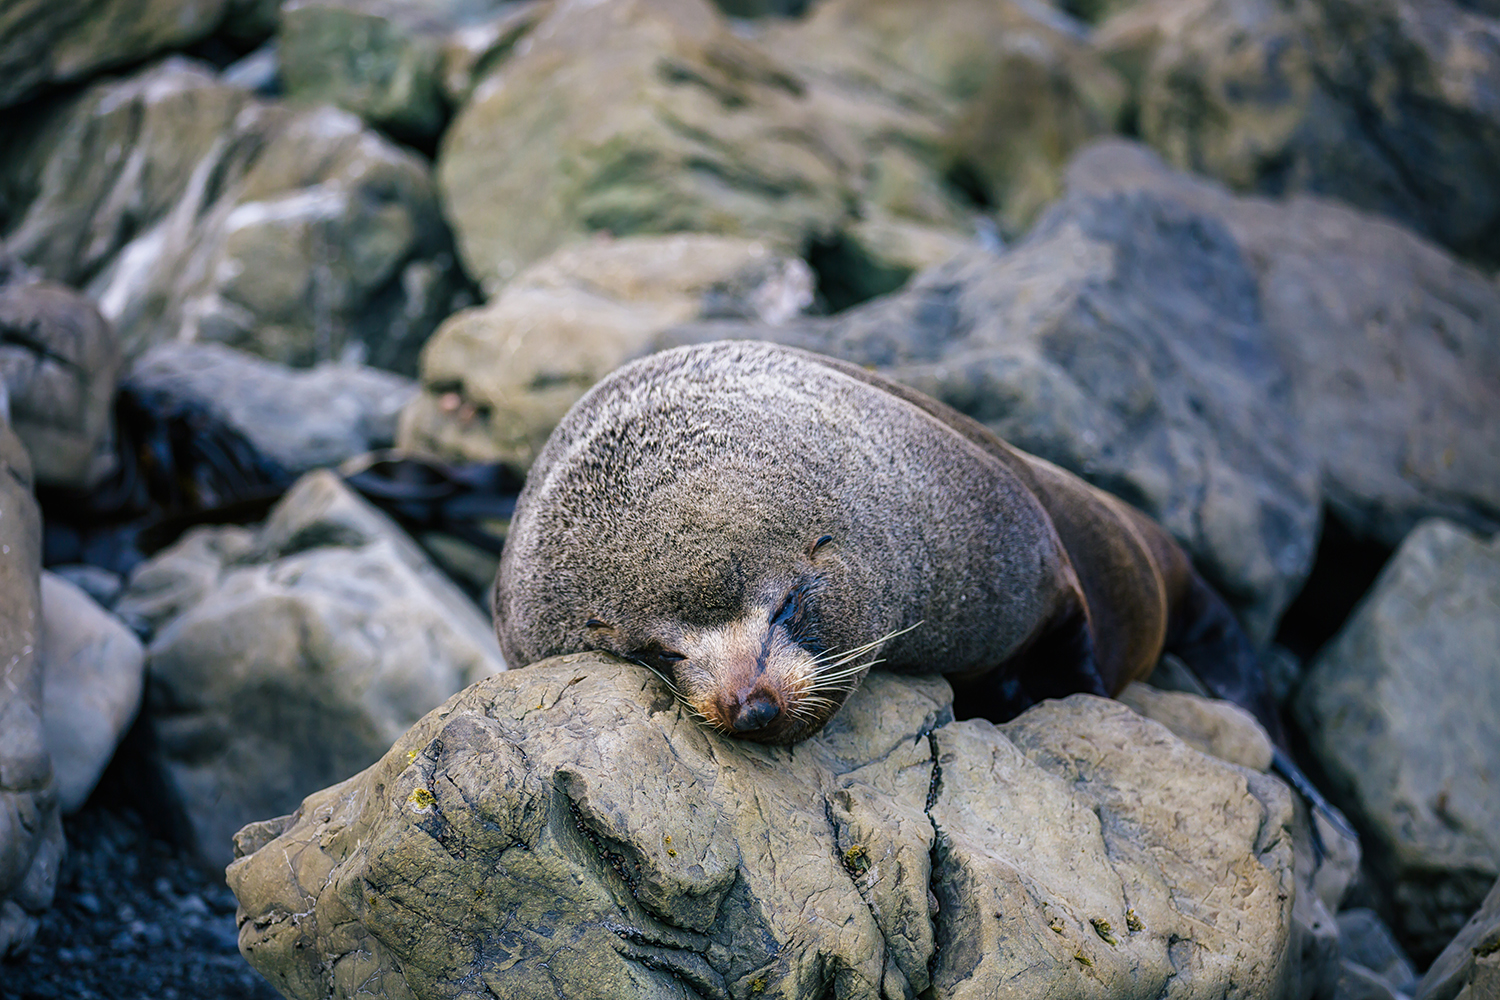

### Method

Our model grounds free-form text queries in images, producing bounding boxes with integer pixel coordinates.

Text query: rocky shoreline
[1,0,1497,997]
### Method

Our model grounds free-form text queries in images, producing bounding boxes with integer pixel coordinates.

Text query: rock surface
[116,470,504,869]
[1338,908,1420,999]
[772,0,1126,234]
[38,572,145,816]
[1064,139,1500,548]
[0,0,275,110]
[0,278,121,490]
[1416,875,1500,1000]
[128,342,416,476]
[279,0,525,143]
[399,234,812,467]
[1117,0,1500,264]
[0,421,63,957]
[3,58,460,374]
[1117,680,1274,772]
[1297,519,1500,961]
[228,656,1297,1000]
[436,0,862,293]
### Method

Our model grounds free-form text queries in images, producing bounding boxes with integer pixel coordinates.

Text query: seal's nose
[729,693,780,732]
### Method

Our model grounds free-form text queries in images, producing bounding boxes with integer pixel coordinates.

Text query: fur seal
[494,340,1288,751]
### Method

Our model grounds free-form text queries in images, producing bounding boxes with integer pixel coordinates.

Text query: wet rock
[0,421,63,957]
[0,0,276,110]
[666,184,1321,641]
[436,0,856,293]
[399,233,813,467]
[1416,875,1500,1000]
[0,278,121,491]
[3,58,461,374]
[227,658,1295,1000]
[38,572,145,816]
[128,343,416,476]
[279,0,531,143]
[1296,520,1500,961]
[117,470,504,868]
[1118,0,1500,263]
[1065,140,1500,549]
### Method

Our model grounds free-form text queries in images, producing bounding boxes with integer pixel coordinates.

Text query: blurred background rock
[0,0,1496,997]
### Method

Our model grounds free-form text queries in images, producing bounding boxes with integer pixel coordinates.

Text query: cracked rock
[228,655,1296,1000]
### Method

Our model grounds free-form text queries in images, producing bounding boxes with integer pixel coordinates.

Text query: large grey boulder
[116,470,504,868]
[1063,139,1500,548]
[128,343,416,476]
[227,657,1296,999]
[666,184,1320,641]
[38,572,146,816]
[1296,519,1500,961]
[0,0,275,110]
[0,277,121,490]
[1417,875,1500,1000]
[1109,0,1500,263]
[0,422,63,957]
[398,234,813,467]
[2,58,461,374]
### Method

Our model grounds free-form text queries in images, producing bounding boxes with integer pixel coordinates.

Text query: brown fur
[494,341,1243,744]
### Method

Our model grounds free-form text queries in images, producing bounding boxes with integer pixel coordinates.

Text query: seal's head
[495,341,1069,744]
[492,344,923,744]
[572,532,905,745]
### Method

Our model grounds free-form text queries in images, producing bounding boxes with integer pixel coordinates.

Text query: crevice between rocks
[922,730,945,994]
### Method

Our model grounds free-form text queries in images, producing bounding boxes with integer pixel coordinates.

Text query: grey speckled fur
[494,340,1270,744]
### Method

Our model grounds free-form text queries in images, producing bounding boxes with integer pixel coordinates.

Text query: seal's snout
[728,691,780,732]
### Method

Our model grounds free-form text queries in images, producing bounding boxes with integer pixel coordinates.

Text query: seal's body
[494,340,1277,746]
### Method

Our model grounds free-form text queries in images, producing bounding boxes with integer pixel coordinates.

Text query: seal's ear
[808,534,834,558]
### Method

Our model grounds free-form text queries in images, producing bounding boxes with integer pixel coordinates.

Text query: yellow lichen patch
[408,787,436,811]
[1049,917,1065,934]
[1074,950,1092,967]
[842,844,870,874]
[1091,917,1117,945]
[750,978,766,993]
[406,749,418,763]
[664,833,678,857]
[1126,908,1144,933]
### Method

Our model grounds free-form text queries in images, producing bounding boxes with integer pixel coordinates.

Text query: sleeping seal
[493,340,1289,753]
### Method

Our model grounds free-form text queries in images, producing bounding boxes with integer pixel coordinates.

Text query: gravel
[0,803,280,1000]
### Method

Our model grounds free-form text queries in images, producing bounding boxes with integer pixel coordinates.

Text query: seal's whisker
[810,622,923,668]
[632,658,686,699]
[804,658,886,692]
